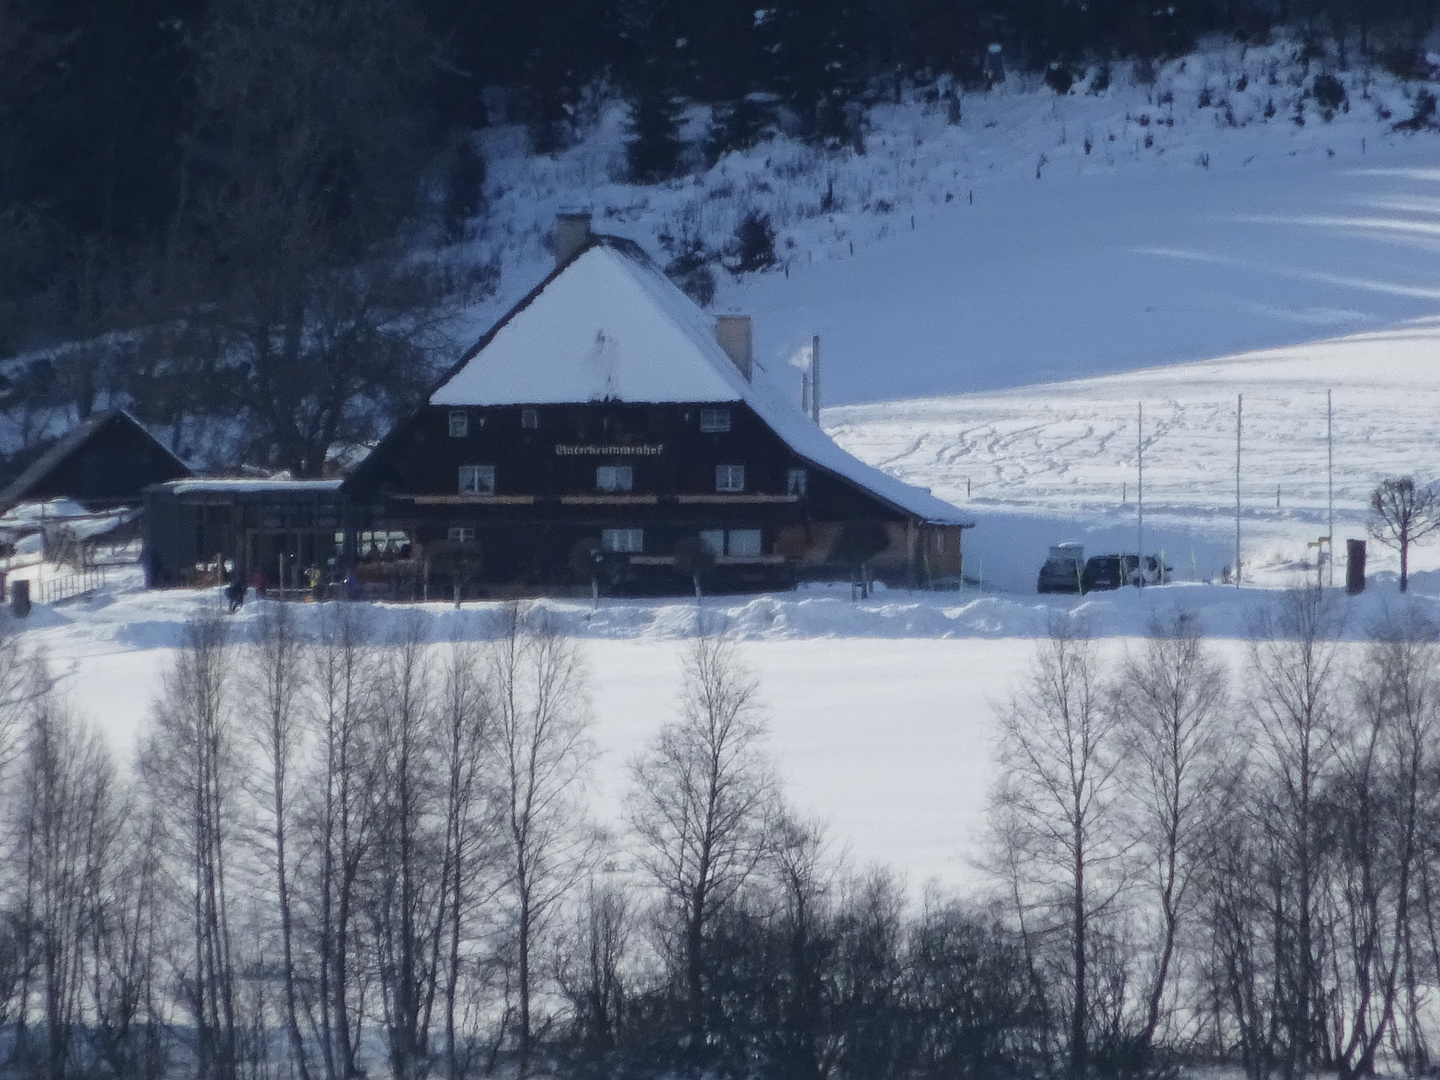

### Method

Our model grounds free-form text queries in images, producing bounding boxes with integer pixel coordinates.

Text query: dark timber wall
[343,400,966,595]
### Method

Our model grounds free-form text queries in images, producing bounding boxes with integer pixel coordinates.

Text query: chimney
[554,211,592,267]
[714,314,753,381]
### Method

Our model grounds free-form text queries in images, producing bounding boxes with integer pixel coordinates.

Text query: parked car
[1081,553,1171,593]
[1037,542,1085,594]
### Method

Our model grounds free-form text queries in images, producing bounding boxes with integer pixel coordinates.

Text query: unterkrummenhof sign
[554,444,664,456]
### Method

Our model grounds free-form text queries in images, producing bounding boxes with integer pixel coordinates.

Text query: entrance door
[247,529,325,590]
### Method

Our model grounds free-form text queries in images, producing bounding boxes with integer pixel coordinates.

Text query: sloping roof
[433,240,742,406]
[0,409,191,511]
[431,237,972,526]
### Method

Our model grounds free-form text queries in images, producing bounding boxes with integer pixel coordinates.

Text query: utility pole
[1137,401,1144,588]
[1235,393,1242,588]
[1327,388,1334,587]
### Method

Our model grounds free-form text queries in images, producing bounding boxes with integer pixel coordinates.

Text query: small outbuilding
[0,409,191,512]
[142,479,344,589]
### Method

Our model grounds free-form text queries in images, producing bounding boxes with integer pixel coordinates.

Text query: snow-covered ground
[16,569,1437,892]
[830,318,1440,592]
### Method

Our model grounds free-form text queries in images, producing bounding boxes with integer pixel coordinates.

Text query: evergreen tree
[625,65,686,183]
[624,76,685,184]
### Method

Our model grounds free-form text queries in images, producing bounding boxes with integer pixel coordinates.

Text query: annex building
[337,216,972,596]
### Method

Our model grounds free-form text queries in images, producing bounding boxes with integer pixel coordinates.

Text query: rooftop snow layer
[433,239,971,526]
[161,479,344,494]
[432,243,743,407]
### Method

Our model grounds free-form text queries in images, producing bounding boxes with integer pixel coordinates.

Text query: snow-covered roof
[159,479,343,495]
[433,241,742,406]
[434,237,971,526]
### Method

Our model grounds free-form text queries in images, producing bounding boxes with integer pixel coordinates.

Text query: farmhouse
[340,215,971,596]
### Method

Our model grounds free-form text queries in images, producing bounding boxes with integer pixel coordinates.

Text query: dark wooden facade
[0,410,191,511]
[342,399,967,595]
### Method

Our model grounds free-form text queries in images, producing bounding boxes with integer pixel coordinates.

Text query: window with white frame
[699,407,731,433]
[447,526,476,543]
[521,407,539,429]
[699,529,726,557]
[786,467,808,496]
[458,465,495,494]
[596,465,634,492]
[448,410,469,437]
[601,528,643,553]
[727,529,762,557]
[715,464,745,492]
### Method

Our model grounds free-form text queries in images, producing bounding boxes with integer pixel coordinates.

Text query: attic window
[448,410,468,437]
[699,407,731,433]
[787,468,808,496]
[521,408,539,429]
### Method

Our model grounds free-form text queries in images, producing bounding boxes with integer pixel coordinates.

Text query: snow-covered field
[831,318,1440,592]
[25,36,1440,894]
[20,569,1439,892]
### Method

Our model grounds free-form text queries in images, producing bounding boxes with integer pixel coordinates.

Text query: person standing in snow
[225,561,246,612]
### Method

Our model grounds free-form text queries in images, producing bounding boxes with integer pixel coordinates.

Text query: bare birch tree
[368,613,444,1080]
[1112,611,1232,1051]
[990,620,1127,1079]
[243,600,311,1080]
[305,602,377,1080]
[1245,586,1345,1080]
[1326,608,1440,1075]
[627,623,775,1062]
[139,609,240,1080]
[555,878,631,1066]
[489,604,594,1074]
[436,636,497,1080]
[10,668,123,1080]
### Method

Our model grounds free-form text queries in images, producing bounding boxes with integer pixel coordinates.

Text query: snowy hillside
[463,38,1440,406]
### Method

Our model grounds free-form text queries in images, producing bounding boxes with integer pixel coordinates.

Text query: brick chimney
[714,314,753,381]
[554,211,593,267]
